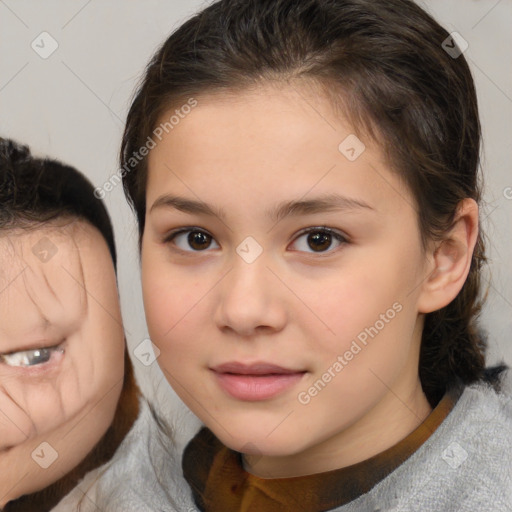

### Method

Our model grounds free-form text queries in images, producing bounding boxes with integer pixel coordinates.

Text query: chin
[212,425,306,458]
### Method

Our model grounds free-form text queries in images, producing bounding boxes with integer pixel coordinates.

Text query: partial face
[0,220,124,504]
[142,83,432,476]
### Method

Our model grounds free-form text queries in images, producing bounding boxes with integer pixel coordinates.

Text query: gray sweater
[53,376,512,511]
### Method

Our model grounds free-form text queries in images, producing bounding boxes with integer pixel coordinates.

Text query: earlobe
[417,198,479,314]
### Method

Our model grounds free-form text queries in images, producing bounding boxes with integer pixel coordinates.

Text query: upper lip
[211,362,304,375]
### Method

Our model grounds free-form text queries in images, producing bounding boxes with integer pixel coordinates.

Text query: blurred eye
[0,345,64,368]
[164,228,220,252]
[290,227,348,254]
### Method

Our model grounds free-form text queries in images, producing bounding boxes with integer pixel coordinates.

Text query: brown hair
[120,0,507,406]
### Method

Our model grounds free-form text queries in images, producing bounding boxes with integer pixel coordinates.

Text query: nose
[214,255,287,338]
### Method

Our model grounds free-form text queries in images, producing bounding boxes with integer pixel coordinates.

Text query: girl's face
[0,221,124,504]
[142,83,434,477]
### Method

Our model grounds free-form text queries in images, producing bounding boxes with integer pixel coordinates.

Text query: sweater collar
[183,382,464,512]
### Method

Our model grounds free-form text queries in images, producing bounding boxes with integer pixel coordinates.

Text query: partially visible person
[0,138,139,512]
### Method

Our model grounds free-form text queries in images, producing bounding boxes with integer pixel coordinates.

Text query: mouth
[210,362,307,401]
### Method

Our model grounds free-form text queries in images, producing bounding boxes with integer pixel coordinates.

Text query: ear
[417,198,479,314]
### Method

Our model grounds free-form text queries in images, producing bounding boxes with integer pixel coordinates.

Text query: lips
[210,362,306,401]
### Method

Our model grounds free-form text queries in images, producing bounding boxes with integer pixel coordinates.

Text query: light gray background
[1,0,511,415]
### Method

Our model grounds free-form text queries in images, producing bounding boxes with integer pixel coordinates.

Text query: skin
[142,81,478,478]
[0,220,125,506]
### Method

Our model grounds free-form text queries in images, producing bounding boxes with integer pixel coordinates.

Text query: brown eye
[188,231,212,250]
[290,227,347,254]
[307,231,332,252]
[164,228,220,252]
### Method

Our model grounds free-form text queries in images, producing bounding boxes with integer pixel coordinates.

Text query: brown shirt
[182,383,464,512]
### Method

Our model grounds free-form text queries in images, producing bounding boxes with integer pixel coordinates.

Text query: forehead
[0,221,107,345]
[146,83,413,219]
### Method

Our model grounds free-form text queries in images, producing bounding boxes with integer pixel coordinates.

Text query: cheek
[27,315,125,434]
[143,274,181,343]
[142,243,168,337]
[82,273,126,370]
[142,269,217,388]
[143,282,206,362]
[142,252,207,341]
[306,248,420,362]
[72,322,125,392]
[0,386,36,449]
[308,268,386,336]
[0,375,70,444]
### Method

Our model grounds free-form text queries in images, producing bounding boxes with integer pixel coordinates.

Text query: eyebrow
[150,193,374,223]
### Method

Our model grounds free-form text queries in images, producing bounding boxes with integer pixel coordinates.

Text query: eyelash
[0,343,65,369]
[162,226,348,255]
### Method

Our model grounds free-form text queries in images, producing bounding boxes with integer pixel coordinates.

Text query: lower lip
[213,371,305,401]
